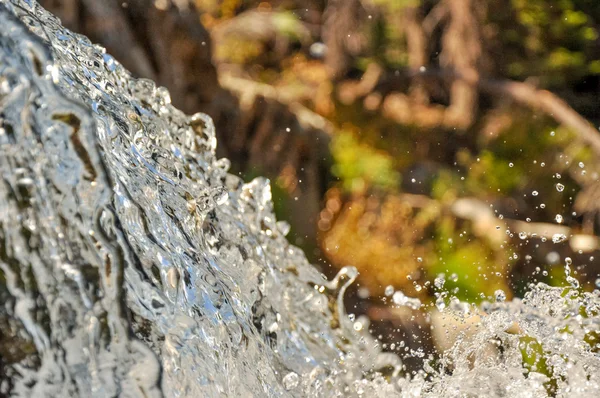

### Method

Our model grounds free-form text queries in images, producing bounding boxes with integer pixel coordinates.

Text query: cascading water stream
[0,1,598,397]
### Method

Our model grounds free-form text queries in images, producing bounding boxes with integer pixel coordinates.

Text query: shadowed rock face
[1,2,599,398]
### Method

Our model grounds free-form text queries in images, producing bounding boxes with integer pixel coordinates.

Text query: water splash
[0,1,598,397]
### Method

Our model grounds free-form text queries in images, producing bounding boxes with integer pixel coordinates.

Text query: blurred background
[40,0,600,370]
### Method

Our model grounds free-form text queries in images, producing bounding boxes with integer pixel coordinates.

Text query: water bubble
[435,298,446,311]
[434,275,445,289]
[384,285,394,296]
[276,221,291,236]
[532,190,538,196]
[282,372,299,390]
[212,187,229,205]
[556,183,565,192]
[392,291,422,310]
[552,234,567,243]
[555,214,563,224]
[494,290,506,302]
[565,257,572,266]
[519,232,528,240]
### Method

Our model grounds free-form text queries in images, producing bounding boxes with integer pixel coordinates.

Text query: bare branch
[422,1,449,36]
[480,79,600,156]
[398,67,600,156]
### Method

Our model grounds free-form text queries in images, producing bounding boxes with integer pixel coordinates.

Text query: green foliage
[331,131,400,193]
[431,170,463,201]
[272,11,306,41]
[519,336,557,395]
[497,0,600,84]
[465,150,524,194]
[429,219,508,303]
[370,0,420,12]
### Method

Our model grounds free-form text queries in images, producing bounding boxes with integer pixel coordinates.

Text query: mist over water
[0,1,598,396]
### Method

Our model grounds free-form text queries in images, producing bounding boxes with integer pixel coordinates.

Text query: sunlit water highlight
[0,1,598,396]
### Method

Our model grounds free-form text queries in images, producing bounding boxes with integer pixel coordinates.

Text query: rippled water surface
[0,1,599,397]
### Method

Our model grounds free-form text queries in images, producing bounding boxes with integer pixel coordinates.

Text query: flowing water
[0,1,599,397]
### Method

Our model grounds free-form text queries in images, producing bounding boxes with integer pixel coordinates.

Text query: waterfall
[0,1,598,397]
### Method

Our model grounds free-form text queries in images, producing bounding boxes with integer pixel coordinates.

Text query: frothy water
[0,1,598,396]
